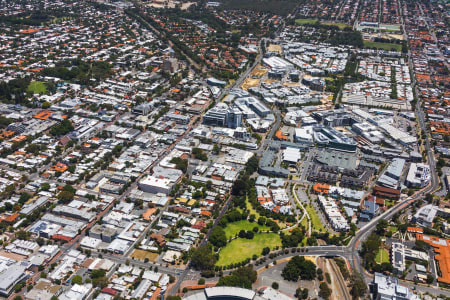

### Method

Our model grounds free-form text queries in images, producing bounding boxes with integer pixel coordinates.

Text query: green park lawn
[305,204,326,232]
[246,196,260,219]
[321,22,351,29]
[295,18,317,25]
[223,220,269,239]
[375,248,390,264]
[27,81,48,94]
[363,40,402,52]
[216,233,281,266]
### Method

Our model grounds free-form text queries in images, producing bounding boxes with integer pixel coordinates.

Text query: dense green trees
[360,233,381,270]
[217,266,257,289]
[349,271,367,299]
[192,148,208,161]
[170,157,188,173]
[0,116,12,129]
[191,244,216,270]
[327,31,363,48]
[57,185,76,204]
[71,275,83,285]
[296,288,309,299]
[281,228,305,248]
[219,0,300,15]
[0,77,31,104]
[281,256,316,281]
[319,282,331,299]
[210,226,227,248]
[41,60,112,84]
[50,120,74,136]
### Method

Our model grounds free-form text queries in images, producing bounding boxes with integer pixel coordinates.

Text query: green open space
[27,81,48,94]
[385,199,395,207]
[246,196,260,219]
[245,196,286,229]
[295,18,318,25]
[375,248,390,264]
[363,40,402,52]
[305,204,326,232]
[223,220,269,239]
[216,233,281,266]
[300,216,309,229]
[321,22,351,29]
[388,226,398,233]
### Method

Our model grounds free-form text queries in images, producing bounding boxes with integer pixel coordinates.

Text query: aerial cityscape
[0,0,448,299]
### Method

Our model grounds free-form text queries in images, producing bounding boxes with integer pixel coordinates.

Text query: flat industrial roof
[205,287,255,299]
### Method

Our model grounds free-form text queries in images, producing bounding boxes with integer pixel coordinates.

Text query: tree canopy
[190,244,216,270]
[281,256,316,281]
[217,266,257,289]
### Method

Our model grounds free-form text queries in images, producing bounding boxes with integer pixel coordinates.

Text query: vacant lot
[217,233,281,266]
[241,78,260,90]
[130,250,159,262]
[267,44,282,54]
[251,66,268,77]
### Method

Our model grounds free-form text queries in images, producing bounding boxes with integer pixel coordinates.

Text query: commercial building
[184,287,256,300]
[259,143,289,178]
[315,149,358,170]
[132,103,152,115]
[138,176,174,195]
[313,126,357,152]
[405,163,431,188]
[0,264,29,297]
[294,127,314,145]
[373,185,401,200]
[377,158,405,189]
[413,204,450,228]
[202,103,242,128]
[359,199,379,221]
[89,224,117,243]
[391,243,406,273]
[391,242,429,274]
[370,273,419,300]
[24,278,62,300]
[282,147,302,164]
[206,77,227,87]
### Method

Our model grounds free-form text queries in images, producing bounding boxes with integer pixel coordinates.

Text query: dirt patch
[130,249,159,262]
[267,44,282,54]
[251,66,269,77]
[241,78,260,90]
[0,250,26,261]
